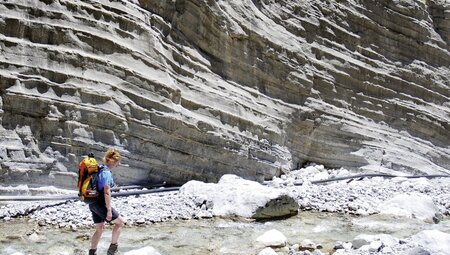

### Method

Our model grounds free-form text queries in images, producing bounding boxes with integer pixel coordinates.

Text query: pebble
[136,218,146,224]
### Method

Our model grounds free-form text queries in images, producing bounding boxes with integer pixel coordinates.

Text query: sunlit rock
[124,247,162,255]
[180,175,298,220]
[378,193,439,222]
[256,229,287,248]
[258,247,278,255]
[409,230,450,255]
[352,233,399,248]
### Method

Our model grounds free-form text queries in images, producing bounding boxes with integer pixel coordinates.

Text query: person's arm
[104,184,112,221]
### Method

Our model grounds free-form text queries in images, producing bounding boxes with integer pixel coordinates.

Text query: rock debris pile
[267,165,450,218]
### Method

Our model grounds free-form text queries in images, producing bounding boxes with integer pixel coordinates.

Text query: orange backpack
[77,153,102,203]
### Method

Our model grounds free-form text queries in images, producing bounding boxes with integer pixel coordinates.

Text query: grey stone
[352,238,370,249]
[253,195,299,220]
[298,239,316,251]
[432,212,443,224]
[408,247,431,255]
[136,218,146,225]
[333,241,344,250]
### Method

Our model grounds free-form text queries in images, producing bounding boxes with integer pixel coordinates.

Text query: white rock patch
[180,174,298,219]
[256,229,287,247]
[378,193,438,221]
[410,230,450,255]
[123,246,162,255]
[258,247,278,255]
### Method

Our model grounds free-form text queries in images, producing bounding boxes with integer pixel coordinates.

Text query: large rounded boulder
[180,174,298,220]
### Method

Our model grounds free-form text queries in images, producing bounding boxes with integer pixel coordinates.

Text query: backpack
[77,153,103,203]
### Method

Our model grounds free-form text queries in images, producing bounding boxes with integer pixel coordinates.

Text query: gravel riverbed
[1,166,449,255]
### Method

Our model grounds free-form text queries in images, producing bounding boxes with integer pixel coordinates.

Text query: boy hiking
[88,148,125,255]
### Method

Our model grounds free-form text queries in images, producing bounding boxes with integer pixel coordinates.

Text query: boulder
[409,230,450,255]
[256,229,287,248]
[351,238,370,249]
[299,239,318,251]
[258,247,278,255]
[408,247,431,255]
[378,193,439,222]
[359,240,382,252]
[180,175,298,220]
[124,247,162,255]
[352,234,399,248]
[27,232,46,243]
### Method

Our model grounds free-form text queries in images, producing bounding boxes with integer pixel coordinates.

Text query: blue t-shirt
[97,165,115,191]
[95,165,115,205]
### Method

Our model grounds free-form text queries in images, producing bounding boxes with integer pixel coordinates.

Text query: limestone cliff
[0,0,448,187]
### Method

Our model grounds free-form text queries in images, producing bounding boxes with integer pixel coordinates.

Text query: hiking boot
[107,243,118,255]
[88,249,97,255]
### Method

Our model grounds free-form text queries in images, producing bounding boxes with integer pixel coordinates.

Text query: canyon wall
[0,0,449,187]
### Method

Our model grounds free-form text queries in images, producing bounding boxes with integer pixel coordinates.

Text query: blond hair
[103,147,121,163]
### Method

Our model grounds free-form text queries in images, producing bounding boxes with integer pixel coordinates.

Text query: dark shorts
[89,202,120,224]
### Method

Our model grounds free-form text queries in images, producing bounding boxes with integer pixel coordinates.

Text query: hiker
[88,148,125,255]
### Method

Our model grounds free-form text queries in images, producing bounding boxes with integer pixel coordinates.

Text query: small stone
[408,247,431,255]
[432,213,442,224]
[69,224,77,232]
[76,234,90,241]
[299,239,316,251]
[342,242,352,250]
[352,238,369,249]
[334,241,344,250]
[6,235,23,240]
[27,232,45,242]
[368,240,382,252]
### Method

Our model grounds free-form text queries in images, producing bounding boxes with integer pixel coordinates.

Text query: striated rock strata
[0,0,448,187]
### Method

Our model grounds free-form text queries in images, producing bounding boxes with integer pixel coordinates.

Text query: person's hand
[106,210,112,221]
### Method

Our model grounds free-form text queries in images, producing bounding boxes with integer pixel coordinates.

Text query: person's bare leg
[91,223,105,250]
[107,217,125,254]
[111,216,124,244]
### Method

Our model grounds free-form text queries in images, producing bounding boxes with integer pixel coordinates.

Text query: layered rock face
[0,0,448,187]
